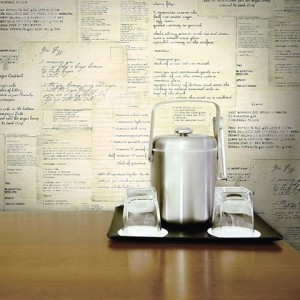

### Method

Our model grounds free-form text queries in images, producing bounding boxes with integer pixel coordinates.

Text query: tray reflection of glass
[122,187,161,236]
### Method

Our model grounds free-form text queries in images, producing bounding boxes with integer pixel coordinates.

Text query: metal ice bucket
[148,100,227,224]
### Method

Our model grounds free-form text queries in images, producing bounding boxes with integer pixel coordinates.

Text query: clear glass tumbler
[122,187,161,236]
[211,187,255,237]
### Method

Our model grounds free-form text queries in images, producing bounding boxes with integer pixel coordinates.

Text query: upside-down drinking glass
[122,187,162,237]
[210,187,256,237]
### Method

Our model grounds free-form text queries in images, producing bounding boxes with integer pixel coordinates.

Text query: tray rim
[107,205,283,242]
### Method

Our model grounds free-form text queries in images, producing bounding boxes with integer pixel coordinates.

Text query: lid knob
[175,127,193,136]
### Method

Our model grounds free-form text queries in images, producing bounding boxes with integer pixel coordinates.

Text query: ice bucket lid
[152,128,217,152]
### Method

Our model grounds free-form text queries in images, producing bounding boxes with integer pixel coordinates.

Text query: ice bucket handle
[148,100,227,180]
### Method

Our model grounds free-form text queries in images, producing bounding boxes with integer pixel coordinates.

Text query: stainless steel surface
[151,131,217,224]
[148,100,227,179]
[148,100,226,224]
[175,127,193,136]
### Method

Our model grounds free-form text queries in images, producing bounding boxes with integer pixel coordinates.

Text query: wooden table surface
[0,210,299,300]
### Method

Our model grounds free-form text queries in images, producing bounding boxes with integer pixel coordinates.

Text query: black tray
[107,205,283,242]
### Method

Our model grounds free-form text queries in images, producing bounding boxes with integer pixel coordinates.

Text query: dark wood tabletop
[0,210,299,300]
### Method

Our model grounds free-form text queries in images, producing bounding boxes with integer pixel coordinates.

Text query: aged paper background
[0,0,299,250]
